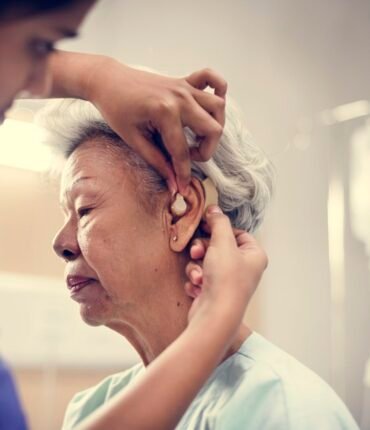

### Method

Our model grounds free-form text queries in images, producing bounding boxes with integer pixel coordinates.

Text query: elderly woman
[38,97,358,430]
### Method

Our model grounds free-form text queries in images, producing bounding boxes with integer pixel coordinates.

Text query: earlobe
[169,178,205,253]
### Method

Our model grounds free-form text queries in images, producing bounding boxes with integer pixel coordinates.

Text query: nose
[53,221,80,262]
[24,58,52,98]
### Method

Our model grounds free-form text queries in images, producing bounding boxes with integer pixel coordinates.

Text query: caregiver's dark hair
[0,0,77,20]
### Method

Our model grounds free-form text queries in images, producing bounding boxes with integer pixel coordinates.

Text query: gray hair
[36,98,274,232]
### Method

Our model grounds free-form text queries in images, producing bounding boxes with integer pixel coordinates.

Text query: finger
[184,281,202,299]
[234,230,257,248]
[124,131,176,191]
[184,281,196,298]
[185,262,203,286]
[192,89,226,127]
[177,98,222,162]
[186,68,228,98]
[190,242,205,260]
[155,111,191,193]
[204,206,236,248]
[189,238,209,259]
[201,219,244,245]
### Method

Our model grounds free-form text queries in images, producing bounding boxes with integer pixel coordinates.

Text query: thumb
[204,206,235,248]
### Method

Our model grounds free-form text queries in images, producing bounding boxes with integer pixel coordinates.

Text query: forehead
[61,138,128,191]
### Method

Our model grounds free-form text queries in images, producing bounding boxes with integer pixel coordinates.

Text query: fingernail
[166,178,177,195]
[207,205,222,215]
[190,269,201,279]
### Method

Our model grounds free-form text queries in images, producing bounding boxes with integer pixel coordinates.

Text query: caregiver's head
[0,0,94,122]
[37,98,274,360]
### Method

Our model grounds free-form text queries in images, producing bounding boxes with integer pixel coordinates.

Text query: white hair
[36,97,274,232]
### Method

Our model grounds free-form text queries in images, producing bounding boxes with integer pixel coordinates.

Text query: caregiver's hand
[185,206,267,325]
[50,51,227,193]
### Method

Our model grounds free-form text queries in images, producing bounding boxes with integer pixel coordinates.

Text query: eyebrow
[59,176,95,207]
[72,176,93,186]
[56,27,79,39]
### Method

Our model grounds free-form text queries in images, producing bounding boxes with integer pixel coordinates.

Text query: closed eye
[77,207,92,218]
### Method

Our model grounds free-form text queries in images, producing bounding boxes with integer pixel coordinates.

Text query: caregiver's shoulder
[215,332,359,430]
[62,362,144,430]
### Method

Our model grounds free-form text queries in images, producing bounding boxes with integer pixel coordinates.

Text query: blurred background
[0,0,369,428]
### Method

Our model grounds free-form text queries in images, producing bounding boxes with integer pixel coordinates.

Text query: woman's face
[53,138,172,326]
[0,1,93,122]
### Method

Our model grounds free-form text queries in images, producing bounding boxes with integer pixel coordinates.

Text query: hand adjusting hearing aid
[170,177,218,216]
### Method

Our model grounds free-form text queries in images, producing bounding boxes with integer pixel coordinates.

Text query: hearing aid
[171,194,187,216]
[201,177,218,211]
[170,177,218,217]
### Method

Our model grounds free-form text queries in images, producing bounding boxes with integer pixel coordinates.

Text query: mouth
[67,275,96,296]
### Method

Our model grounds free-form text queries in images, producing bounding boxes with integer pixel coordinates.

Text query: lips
[66,275,95,294]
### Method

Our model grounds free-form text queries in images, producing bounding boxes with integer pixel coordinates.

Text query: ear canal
[171,193,187,216]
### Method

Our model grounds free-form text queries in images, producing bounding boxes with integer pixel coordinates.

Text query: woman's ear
[168,178,205,252]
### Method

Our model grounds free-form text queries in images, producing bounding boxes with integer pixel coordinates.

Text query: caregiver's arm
[77,206,267,430]
[49,51,227,193]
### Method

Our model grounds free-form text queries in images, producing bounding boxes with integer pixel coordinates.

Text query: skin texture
[54,138,252,365]
[0,0,94,120]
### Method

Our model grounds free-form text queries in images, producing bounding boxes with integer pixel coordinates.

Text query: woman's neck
[108,308,251,367]
[106,257,251,366]
[107,274,192,365]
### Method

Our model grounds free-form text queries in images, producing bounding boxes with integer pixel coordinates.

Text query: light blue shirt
[62,332,359,429]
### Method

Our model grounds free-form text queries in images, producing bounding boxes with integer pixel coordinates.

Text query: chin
[79,305,107,327]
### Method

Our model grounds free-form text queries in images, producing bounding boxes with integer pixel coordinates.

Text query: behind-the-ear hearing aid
[170,177,218,217]
[201,177,218,211]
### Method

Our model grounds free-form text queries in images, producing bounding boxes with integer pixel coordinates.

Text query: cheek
[0,63,19,99]
[77,221,110,269]
[0,55,29,104]
[77,216,168,295]
[77,220,140,289]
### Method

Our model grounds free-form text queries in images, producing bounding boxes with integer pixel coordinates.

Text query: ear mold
[171,194,187,216]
